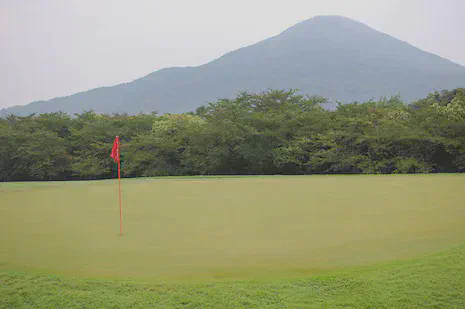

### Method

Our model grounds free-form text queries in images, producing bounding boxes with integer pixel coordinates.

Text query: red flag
[111,135,123,235]
[110,135,120,162]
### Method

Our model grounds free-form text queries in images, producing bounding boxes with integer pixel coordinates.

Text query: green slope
[1,245,465,308]
[3,16,465,116]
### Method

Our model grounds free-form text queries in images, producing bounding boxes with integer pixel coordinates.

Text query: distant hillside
[3,15,465,116]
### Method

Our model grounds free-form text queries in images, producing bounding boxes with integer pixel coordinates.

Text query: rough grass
[1,245,465,308]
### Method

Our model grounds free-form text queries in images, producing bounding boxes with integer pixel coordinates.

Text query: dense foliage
[1,89,464,181]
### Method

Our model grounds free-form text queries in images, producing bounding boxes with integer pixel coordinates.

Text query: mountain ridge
[3,15,465,116]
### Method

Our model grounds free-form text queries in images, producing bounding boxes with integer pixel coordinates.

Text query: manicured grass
[1,245,465,308]
[1,175,465,307]
[1,175,465,280]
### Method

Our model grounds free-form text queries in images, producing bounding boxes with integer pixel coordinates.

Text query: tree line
[1,89,464,181]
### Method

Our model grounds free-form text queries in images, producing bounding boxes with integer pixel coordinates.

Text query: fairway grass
[1,175,465,280]
[1,245,465,308]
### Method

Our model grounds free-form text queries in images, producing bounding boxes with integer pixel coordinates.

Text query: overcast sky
[1,0,464,109]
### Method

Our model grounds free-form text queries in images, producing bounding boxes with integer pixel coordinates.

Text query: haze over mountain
[3,15,465,116]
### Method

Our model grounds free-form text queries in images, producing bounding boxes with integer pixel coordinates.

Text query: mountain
[3,15,465,116]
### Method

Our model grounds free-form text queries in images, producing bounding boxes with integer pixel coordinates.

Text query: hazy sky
[1,0,464,109]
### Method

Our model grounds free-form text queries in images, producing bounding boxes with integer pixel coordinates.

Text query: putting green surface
[1,175,465,280]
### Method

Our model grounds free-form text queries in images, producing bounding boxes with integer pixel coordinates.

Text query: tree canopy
[1,89,464,181]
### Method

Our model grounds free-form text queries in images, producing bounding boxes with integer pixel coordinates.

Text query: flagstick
[117,137,123,236]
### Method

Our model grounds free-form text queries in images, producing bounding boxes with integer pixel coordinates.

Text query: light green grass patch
[1,245,465,308]
[1,175,465,280]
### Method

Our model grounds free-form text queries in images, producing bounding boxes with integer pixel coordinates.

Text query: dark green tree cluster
[1,89,464,181]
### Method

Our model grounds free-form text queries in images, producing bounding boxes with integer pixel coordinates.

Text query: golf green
[1,175,464,280]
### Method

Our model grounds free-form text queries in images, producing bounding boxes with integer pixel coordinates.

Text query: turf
[1,175,465,281]
[1,245,465,308]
